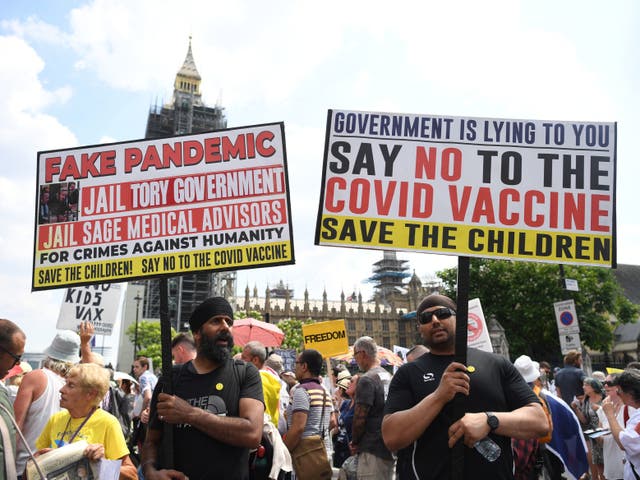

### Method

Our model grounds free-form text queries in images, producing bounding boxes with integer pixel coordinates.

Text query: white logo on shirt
[423,373,435,382]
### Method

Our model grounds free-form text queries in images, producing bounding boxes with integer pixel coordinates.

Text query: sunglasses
[0,344,21,367]
[418,307,456,325]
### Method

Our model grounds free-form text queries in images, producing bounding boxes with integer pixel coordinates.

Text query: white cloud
[1,16,69,46]
[0,36,76,176]
[0,36,72,115]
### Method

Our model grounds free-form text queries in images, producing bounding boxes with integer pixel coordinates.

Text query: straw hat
[337,377,351,390]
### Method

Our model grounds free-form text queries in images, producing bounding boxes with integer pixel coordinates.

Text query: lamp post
[132,293,143,366]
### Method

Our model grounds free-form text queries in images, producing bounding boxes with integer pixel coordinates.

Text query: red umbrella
[232,318,285,347]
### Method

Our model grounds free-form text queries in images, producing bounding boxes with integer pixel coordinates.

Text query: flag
[543,391,589,480]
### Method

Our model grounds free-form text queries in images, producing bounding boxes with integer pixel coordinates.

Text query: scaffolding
[367,251,411,308]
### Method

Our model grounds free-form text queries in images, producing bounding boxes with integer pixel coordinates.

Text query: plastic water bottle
[474,436,501,462]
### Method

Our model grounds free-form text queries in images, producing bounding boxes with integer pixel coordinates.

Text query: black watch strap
[485,411,499,431]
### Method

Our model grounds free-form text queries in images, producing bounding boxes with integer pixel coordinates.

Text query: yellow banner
[33,241,293,288]
[302,319,349,358]
[317,215,612,266]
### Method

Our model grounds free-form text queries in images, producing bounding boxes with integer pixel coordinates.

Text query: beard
[423,327,455,351]
[199,330,235,363]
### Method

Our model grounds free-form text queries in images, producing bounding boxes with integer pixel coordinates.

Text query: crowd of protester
[1,293,640,479]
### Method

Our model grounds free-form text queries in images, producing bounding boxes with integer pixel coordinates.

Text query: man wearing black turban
[142,297,265,480]
[382,293,549,480]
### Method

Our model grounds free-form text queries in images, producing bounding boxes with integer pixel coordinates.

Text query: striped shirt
[288,379,334,454]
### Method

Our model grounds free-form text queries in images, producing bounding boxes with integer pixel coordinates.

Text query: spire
[173,36,203,105]
[179,36,201,80]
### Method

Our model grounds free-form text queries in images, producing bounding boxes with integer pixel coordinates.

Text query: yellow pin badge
[216,383,224,391]
[467,366,476,373]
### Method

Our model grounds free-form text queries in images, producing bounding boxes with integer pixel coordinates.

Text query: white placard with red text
[33,123,294,290]
[315,109,616,267]
[468,298,493,352]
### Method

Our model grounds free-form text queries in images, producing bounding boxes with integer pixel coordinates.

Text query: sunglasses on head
[418,307,456,325]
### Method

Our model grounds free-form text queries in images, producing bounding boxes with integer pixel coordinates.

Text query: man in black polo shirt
[382,294,548,480]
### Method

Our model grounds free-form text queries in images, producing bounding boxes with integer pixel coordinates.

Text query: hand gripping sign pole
[159,278,174,469]
[452,256,470,480]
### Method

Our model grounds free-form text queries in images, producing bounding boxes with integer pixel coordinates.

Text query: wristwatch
[485,412,499,431]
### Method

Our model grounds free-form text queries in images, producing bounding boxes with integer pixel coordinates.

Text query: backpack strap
[233,359,248,387]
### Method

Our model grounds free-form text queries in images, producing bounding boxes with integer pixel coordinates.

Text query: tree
[437,259,638,362]
[276,318,314,351]
[126,320,176,372]
[234,309,264,320]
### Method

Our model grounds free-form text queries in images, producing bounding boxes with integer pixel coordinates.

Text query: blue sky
[1,0,639,356]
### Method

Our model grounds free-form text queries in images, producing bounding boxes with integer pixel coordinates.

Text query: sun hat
[514,355,540,383]
[43,330,81,364]
[337,369,352,382]
[265,353,284,375]
[337,377,351,390]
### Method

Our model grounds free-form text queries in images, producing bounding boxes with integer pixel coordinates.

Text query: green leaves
[276,317,314,351]
[438,259,638,361]
[125,320,175,372]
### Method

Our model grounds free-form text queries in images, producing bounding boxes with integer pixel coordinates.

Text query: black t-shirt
[149,359,264,480]
[384,348,539,480]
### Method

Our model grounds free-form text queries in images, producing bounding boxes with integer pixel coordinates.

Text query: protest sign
[33,123,294,290]
[315,109,616,267]
[302,319,349,358]
[468,298,492,352]
[57,283,123,335]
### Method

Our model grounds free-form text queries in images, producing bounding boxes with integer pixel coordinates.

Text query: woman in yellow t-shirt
[36,363,137,479]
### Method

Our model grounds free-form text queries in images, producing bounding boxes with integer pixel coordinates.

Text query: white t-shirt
[619,407,640,480]
[598,403,633,480]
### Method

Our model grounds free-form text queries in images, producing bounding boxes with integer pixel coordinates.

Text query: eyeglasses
[0,344,21,367]
[354,350,365,356]
[418,307,456,325]
[604,381,617,387]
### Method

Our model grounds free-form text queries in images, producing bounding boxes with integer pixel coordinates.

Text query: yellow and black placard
[34,241,293,289]
[318,215,613,266]
[302,319,349,358]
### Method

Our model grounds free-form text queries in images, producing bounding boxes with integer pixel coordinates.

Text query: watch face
[487,413,499,430]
